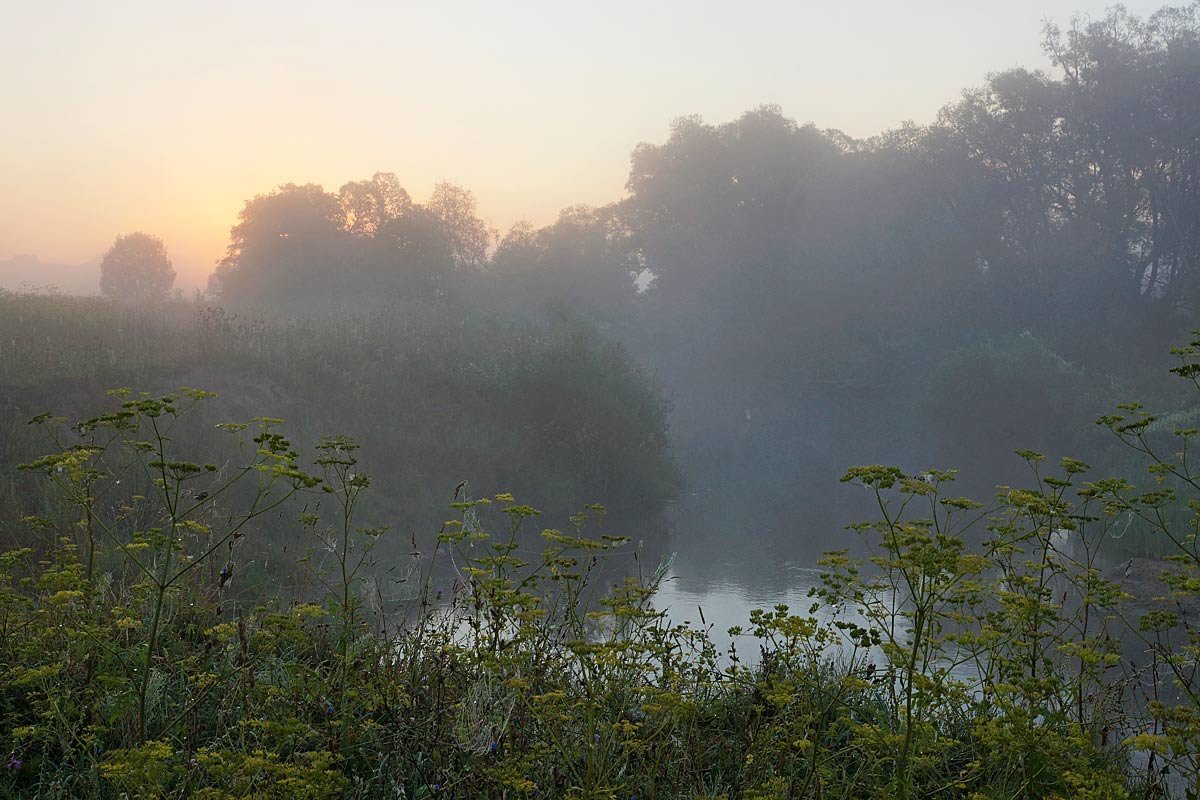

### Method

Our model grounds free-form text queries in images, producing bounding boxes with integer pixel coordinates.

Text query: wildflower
[4,757,21,772]
[324,702,335,716]
[487,741,498,755]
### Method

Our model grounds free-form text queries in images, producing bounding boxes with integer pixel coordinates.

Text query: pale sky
[0,0,1169,290]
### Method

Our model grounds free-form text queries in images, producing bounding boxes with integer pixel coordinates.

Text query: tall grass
[0,291,680,557]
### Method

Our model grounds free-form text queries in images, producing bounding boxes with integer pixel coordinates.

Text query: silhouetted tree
[188,4,1199,550]
[209,179,499,309]
[99,232,176,303]
[208,183,348,308]
[931,4,1200,353]
[339,172,412,237]
[427,182,493,269]
[492,207,628,294]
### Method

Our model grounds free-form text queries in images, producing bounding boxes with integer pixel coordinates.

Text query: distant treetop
[99,232,176,303]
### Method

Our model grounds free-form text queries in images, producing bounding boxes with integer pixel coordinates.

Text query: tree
[932,4,1200,344]
[489,205,639,319]
[373,205,457,294]
[427,182,494,269]
[208,184,348,307]
[339,172,412,237]
[99,233,176,303]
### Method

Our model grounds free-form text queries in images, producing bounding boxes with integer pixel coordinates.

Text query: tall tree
[427,182,494,269]
[99,232,176,303]
[933,4,1200,348]
[339,172,412,237]
[208,184,348,308]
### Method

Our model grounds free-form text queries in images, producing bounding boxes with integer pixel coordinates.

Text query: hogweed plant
[3,375,1200,797]
[827,458,1133,798]
[16,390,319,744]
[1085,330,1200,794]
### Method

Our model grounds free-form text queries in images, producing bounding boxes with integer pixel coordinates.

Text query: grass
[0,290,680,559]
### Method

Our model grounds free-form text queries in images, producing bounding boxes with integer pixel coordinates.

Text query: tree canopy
[207,177,492,311]
[99,232,176,303]
[194,4,1200,544]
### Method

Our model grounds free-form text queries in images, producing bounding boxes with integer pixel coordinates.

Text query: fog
[8,3,1200,794]
[5,4,1200,599]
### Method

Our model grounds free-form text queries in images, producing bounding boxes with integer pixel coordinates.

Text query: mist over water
[5,3,1200,795]
[6,0,1199,636]
[4,0,1198,642]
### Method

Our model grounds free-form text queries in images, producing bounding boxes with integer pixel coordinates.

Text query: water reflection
[654,560,827,658]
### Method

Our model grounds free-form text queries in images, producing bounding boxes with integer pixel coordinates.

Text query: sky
[0,0,1171,291]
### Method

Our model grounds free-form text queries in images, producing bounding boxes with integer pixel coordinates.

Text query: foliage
[0,291,679,566]
[8,374,1200,798]
[99,233,176,304]
[475,4,1200,554]
[207,177,493,310]
[6,6,1200,795]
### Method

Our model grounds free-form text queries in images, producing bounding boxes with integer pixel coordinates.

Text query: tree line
[97,5,1200,551]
